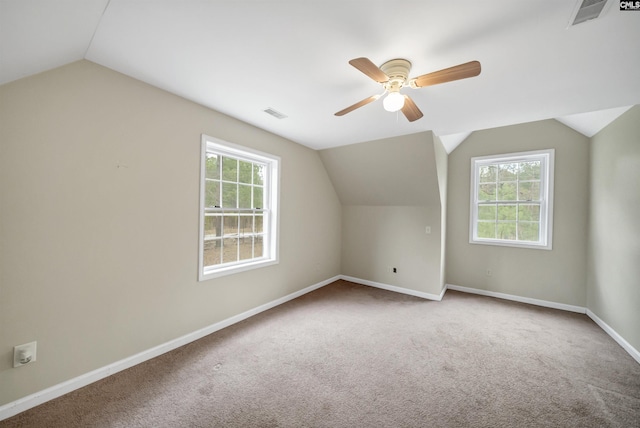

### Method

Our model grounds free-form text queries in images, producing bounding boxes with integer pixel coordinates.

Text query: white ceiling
[556,105,633,137]
[1,0,639,151]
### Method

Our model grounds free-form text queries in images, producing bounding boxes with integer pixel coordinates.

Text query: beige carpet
[2,280,639,427]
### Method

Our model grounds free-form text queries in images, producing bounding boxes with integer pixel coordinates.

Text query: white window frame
[198,134,280,281]
[469,149,554,250]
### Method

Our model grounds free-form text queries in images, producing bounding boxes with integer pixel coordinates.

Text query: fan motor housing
[380,58,412,92]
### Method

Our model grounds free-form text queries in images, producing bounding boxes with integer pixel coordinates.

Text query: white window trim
[198,134,280,281]
[469,149,554,250]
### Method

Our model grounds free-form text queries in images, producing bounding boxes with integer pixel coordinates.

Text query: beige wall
[587,106,640,352]
[0,60,342,406]
[318,132,440,206]
[341,205,442,295]
[446,120,590,306]
[320,133,444,296]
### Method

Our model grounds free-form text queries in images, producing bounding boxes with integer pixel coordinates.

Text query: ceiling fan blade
[349,57,389,83]
[335,94,381,116]
[401,95,423,122]
[410,60,481,88]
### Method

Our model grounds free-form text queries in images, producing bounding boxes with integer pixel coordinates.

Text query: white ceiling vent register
[569,0,610,26]
[263,107,288,119]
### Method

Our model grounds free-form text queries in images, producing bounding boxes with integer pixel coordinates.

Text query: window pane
[239,214,253,235]
[222,182,237,208]
[519,204,540,222]
[518,181,540,201]
[478,204,496,221]
[223,214,239,236]
[479,183,496,201]
[255,236,264,258]
[519,161,541,180]
[498,182,517,200]
[203,239,222,266]
[479,165,497,183]
[222,238,238,264]
[239,236,254,261]
[499,163,518,181]
[206,154,220,179]
[253,186,264,208]
[255,214,264,234]
[253,164,265,186]
[238,184,252,209]
[477,221,496,239]
[497,222,517,240]
[222,157,238,181]
[518,222,539,241]
[498,204,517,221]
[204,215,222,237]
[239,160,253,184]
[205,180,220,208]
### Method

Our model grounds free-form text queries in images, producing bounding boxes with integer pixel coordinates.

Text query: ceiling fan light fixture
[383,91,405,112]
[335,56,480,122]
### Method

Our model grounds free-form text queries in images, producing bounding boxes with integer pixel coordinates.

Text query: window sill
[470,239,552,250]
[199,258,279,281]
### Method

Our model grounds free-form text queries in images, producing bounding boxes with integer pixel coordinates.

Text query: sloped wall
[319,132,444,296]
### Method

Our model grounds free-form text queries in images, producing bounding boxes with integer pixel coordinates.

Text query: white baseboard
[341,275,446,301]
[586,309,640,365]
[445,283,586,313]
[446,283,640,365]
[0,275,341,422]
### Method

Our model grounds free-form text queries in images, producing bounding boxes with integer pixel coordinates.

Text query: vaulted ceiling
[1,0,639,151]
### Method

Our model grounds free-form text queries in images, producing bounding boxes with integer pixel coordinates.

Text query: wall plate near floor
[13,341,37,367]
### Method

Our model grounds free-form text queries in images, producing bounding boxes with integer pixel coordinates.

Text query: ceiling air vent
[569,0,609,26]
[263,107,288,119]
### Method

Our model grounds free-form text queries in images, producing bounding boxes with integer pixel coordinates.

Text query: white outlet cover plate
[13,341,37,367]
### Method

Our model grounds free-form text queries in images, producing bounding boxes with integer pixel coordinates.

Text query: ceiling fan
[335,57,481,122]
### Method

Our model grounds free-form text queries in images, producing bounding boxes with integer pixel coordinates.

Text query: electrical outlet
[14,341,37,367]
[425,226,431,234]
[486,269,492,277]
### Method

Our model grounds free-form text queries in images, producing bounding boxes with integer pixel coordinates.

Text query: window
[199,135,280,280]
[470,149,554,250]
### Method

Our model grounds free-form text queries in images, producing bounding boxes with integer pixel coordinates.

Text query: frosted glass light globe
[383,91,405,112]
